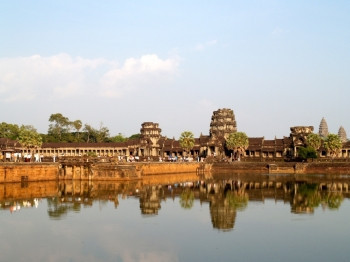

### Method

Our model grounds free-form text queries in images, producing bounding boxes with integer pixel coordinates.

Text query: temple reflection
[1,173,350,231]
[139,185,163,215]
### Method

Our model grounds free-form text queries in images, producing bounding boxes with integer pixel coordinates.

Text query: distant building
[338,126,347,143]
[319,117,329,138]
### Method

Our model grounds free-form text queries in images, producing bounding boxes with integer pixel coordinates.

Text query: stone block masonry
[0,163,59,183]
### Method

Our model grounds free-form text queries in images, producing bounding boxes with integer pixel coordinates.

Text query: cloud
[0,53,179,102]
[195,40,218,51]
[100,54,179,98]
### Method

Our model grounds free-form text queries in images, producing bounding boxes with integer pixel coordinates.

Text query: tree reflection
[47,197,81,219]
[47,197,69,219]
[209,191,236,232]
[180,188,194,209]
[322,192,344,210]
[292,183,321,214]
[225,190,248,211]
[291,183,345,213]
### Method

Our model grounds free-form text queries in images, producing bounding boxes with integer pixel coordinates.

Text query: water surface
[1,173,349,262]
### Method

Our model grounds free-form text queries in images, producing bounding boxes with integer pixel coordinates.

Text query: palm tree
[324,134,342,158]
[226,132,249,160]
[306,133,322,151]
[179,131,195,157]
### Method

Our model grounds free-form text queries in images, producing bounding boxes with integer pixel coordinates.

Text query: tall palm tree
[179,131,195,157]
[324,134,342,158]
[306,133,322,151]
[226,132,249,160]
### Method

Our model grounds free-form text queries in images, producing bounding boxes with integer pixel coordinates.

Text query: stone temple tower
[338,126,347,143]
[140,122,161,145]
[209,108,237,139]
[139,122,162,156]
[319,117,329,138]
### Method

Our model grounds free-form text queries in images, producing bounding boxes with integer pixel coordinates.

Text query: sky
[0,1,349,139]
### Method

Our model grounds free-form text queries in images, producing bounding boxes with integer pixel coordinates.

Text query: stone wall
[209,162,350,175]
[59,163,140,181]
[210,162,270,173]
[136,162,200,176]
[1,162,201,182]
[302,162,350,174]
[3,161,349,184]
[0,163,59,183]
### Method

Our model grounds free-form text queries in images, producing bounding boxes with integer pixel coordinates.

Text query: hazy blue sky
[1,1,349,139]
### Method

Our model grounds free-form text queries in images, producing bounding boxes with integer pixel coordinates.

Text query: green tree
[83,123,110,143]
[96,123,110,143]
[179,131,195,156]
[226,132,249,159]
[48,113,70,141]
[0,122,20,140]
[324,133,342,157]
[83,124,94,142]
[129,133,141,140]
[110,133,128,142]
[306,133,322,151]
[71,119,83,142]
[18,125,43,152]
[297,146,317,160]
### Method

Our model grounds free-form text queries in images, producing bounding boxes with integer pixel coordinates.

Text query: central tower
[209,108,237,139]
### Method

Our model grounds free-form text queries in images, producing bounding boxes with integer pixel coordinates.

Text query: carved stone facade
[209,108,237,139]
[139,122,162,157]
[290,126,314,157]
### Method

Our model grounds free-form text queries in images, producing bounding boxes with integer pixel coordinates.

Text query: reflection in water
[139,185,163,215]
[324,192,344,209]
[47,197,81,219]
[1,174,349,231]
[209,189,237,231]
[226,190,248,211]
[180,187,195,209]
[291,183,344,213]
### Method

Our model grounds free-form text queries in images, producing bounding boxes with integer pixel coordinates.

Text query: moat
[1,172,349,262]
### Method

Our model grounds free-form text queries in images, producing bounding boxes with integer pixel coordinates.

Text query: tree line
[0,113,140,149]
[45,113,139,143]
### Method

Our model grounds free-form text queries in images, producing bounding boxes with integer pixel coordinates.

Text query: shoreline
[1,161,350,183]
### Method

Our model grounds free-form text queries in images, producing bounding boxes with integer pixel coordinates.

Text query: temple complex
[1,108,350,161]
